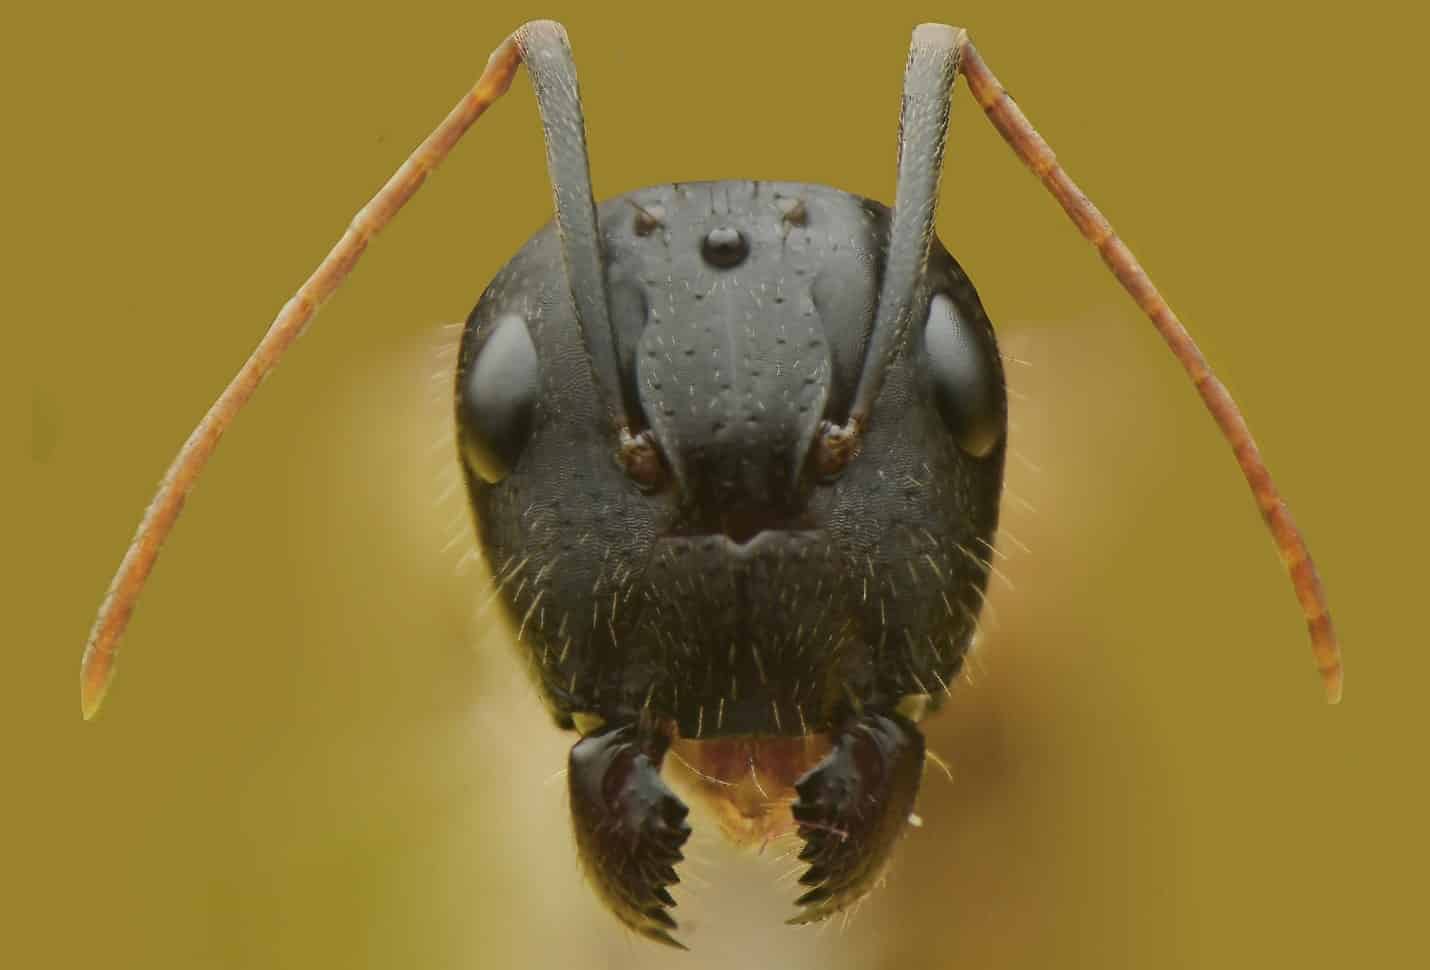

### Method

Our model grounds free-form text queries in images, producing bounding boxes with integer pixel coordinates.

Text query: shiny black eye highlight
[923,292,1003,458]
[459,313,541,484]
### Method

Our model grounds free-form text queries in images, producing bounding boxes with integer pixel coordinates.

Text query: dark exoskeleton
[456,22,1004,946]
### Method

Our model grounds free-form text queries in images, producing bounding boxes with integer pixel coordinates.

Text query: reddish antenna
[952,32,1342,702]
[78,24,531,719]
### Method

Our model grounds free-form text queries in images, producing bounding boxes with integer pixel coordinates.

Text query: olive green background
[9,0,1423,967]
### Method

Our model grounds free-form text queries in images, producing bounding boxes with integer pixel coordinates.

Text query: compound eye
[459,313,541,484]
[924,292,1003,458]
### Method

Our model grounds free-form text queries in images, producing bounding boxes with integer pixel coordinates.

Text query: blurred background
[9,1,1423,967]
